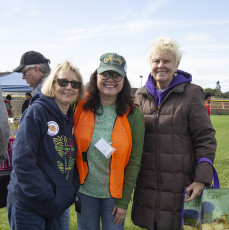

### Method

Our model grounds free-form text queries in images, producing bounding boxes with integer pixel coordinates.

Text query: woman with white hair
[131,37,216,230]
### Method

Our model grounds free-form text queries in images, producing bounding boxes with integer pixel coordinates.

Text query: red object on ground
[0,137,15,170]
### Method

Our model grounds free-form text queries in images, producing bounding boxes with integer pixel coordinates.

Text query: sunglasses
[99,72,123,82]
[56,79,81,89]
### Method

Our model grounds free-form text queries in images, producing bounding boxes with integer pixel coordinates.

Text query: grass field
[210,115,229,188]
[0,115,228,229]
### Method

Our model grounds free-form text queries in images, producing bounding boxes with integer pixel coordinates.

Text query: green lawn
[210,115,229,188]
[1,115,228,229]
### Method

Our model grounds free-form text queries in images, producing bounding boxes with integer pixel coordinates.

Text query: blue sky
[1,0,229,92]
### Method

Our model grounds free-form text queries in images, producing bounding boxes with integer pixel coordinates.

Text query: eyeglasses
[56,79,81,89]
[22,66,34,76]
[99,72,123,82]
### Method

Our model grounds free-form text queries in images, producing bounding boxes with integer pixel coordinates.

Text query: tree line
[204,81,229,98]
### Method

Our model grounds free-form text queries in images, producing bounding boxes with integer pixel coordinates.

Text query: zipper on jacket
[142,85,186,228]
[143,90,160,224]
[155,108,160,226]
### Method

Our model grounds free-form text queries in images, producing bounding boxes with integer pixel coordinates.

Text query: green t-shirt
[79,104,117,198]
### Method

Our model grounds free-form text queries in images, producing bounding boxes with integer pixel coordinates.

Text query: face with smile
[54,70,80,113]
[150,51,179,90]
[97,71,124,105]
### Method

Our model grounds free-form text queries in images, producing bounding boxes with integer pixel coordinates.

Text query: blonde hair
[41,61,85,100]
[148,37,183,65]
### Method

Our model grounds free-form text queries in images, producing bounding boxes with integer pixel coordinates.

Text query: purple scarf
[145,69,192,108]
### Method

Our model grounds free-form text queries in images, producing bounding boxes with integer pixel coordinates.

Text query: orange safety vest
[73,100,132,198]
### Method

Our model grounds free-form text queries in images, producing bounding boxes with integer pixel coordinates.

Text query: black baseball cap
[13,51,50,72]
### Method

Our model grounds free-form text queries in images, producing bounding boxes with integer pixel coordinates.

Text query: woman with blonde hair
[7,61,84,230]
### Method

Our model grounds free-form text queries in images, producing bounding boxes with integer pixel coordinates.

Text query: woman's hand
[112,205,127,225]
[185,182,205,202]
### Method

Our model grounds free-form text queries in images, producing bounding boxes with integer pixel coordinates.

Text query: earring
[174,72,177,77]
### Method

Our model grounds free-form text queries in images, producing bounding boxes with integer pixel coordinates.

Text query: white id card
[94,138,115,158]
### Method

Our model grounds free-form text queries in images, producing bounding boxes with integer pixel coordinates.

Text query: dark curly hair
[84,70,134,116]
[204,91,212,100]
[6,95,12,100]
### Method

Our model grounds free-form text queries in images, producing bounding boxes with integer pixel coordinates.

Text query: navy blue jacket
[7,93,79,217]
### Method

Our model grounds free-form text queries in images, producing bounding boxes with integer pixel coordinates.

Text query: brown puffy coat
[131,83,216,230]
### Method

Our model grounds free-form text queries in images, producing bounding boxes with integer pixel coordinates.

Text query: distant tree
[215,81,221,92]
[222,91,229,98]
[204,87,229,98]
[215,91,223,98]
[204,88,218,97]
[214,81,223,98]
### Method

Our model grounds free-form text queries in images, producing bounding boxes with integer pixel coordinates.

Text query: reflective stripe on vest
[73,100,132,198]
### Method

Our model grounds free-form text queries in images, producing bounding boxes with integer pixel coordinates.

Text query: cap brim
[97,66,126,77]
[13,64,25,72]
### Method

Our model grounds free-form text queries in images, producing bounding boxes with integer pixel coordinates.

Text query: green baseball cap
[97,53,127,77]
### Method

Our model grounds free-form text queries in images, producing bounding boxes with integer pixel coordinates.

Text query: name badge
[94,138,115,158]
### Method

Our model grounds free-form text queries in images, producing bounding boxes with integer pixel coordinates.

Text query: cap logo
[104,55,122,66]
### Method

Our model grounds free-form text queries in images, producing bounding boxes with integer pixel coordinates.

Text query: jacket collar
[137,82,190,99]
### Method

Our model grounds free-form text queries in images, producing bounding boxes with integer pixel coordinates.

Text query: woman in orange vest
[74,52,145,230]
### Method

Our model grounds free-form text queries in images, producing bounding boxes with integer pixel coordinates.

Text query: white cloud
[60,19,179,43]
[143,0,170,17]
[37,42,59,51]
[186,33,214,43]
[119,0,170,19]
[62,26,108,42]
[58,17,229,44]
[0,29,10,35]
[3,4,21,16]
[29,10,41,16]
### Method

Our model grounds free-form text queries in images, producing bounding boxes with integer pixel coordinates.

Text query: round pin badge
[47,121,59,136]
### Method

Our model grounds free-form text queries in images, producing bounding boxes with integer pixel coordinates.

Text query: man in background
[22,92,32,114]
[205,91,212,117]
[13,51,51,92]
